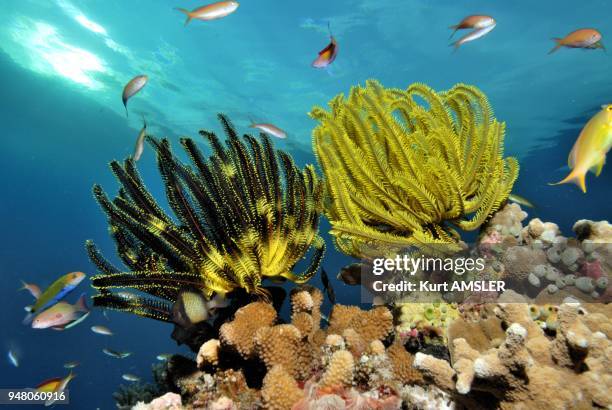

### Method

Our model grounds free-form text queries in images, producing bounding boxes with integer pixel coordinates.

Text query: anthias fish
[24,272,86,323]
[133,117,147,161]
[122,374,141,382]
[551,104,612,192]
[32,294,90,330]
[19,281,41,299]
[312,24,338,68]
[250,123,287,139]
[172,290,228,328]
[122,75,148,117]
[91,325,113,336]
[175,1,239,26]
[449,15,496,49]
[7,350,19,367]
[102,348,131,359]
[549,28,604,54]
[35,373,76,407]
[63,361,80,369]
[508,193,534,208]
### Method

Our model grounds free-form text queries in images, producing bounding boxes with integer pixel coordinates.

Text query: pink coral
[136,392,182,410]
[580,260,604,280]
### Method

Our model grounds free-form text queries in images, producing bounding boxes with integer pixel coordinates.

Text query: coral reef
[153,287,432,409]
[114,363,172,409]
[132,392,182,410]
[87,114,325,321]
[394,302,460,345]
[414,302,612,409]
[310,80,518,257]
[478,204,611,302]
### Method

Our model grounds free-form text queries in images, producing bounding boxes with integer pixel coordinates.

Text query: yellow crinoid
[310,80,518,258]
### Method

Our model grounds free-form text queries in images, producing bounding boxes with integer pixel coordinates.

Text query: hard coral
[219,302,276,359]
[311,80,518,257]
[261,366,304,410]
[327,305,393,344]
[414,302,612,409]
[132,392,182,410]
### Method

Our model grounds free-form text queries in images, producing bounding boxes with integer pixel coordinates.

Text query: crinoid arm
[311,80,518,258]
[87,114,325,322]
[92,291,173,322]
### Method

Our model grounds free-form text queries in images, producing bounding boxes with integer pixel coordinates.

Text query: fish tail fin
[22,312,33,325]
[207,293,230,310]
[549,169,587,193]
[123,99,128,117]
[450,40,461,52]
[448,25,459,39]
[174,8,193,26]
[75,293,89,313]
[548,38,563,54]
[18,280,27,292]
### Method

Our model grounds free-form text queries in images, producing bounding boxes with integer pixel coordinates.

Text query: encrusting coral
[310,80,519,257]
[414,302,612,409]
[87,114,325,321]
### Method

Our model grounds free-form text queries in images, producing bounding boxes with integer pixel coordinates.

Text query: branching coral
[87,114,325,320]
[164,288,411,409]
[310,80,518,257]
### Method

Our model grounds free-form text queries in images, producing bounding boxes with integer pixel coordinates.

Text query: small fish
[122,75,148,117]
[91,325,113,336]
[175,1,239,26]
[549,28,604,54]
[449,15,496,49]
[156,354,172,361]
[122,374,141,382]
[133,117,147,161]
[102,348,131,359]
[35,373,76,407]
[24,272,86,324]
[320,269,336,304]
[172,291,229,328]
[508,193,534,208]
[7,350,19,367]
[32,294,90,330]
[250,122,287,139]
[63,361,80,369]
[551,104,612,192]
[312,23,338,68]
[337,263,363,286]
[19,281,41,300]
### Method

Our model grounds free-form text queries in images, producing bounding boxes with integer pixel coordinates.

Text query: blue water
[0,0,610,408]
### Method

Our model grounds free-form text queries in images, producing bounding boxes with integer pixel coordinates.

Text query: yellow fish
[551,104,612,193]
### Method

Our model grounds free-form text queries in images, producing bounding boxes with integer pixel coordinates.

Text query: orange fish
[35,373,76,406]
[549,28,604,54]
[449,15,496,49]
[312,24,338,69]
[122,75,148,117]
[175,2,239,26]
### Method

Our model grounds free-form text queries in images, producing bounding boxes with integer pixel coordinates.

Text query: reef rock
[414,302,612,409]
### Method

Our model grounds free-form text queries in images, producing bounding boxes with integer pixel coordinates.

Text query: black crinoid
[87,114,325,325]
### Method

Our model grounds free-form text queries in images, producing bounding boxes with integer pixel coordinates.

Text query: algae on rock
[311,80,519,257]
